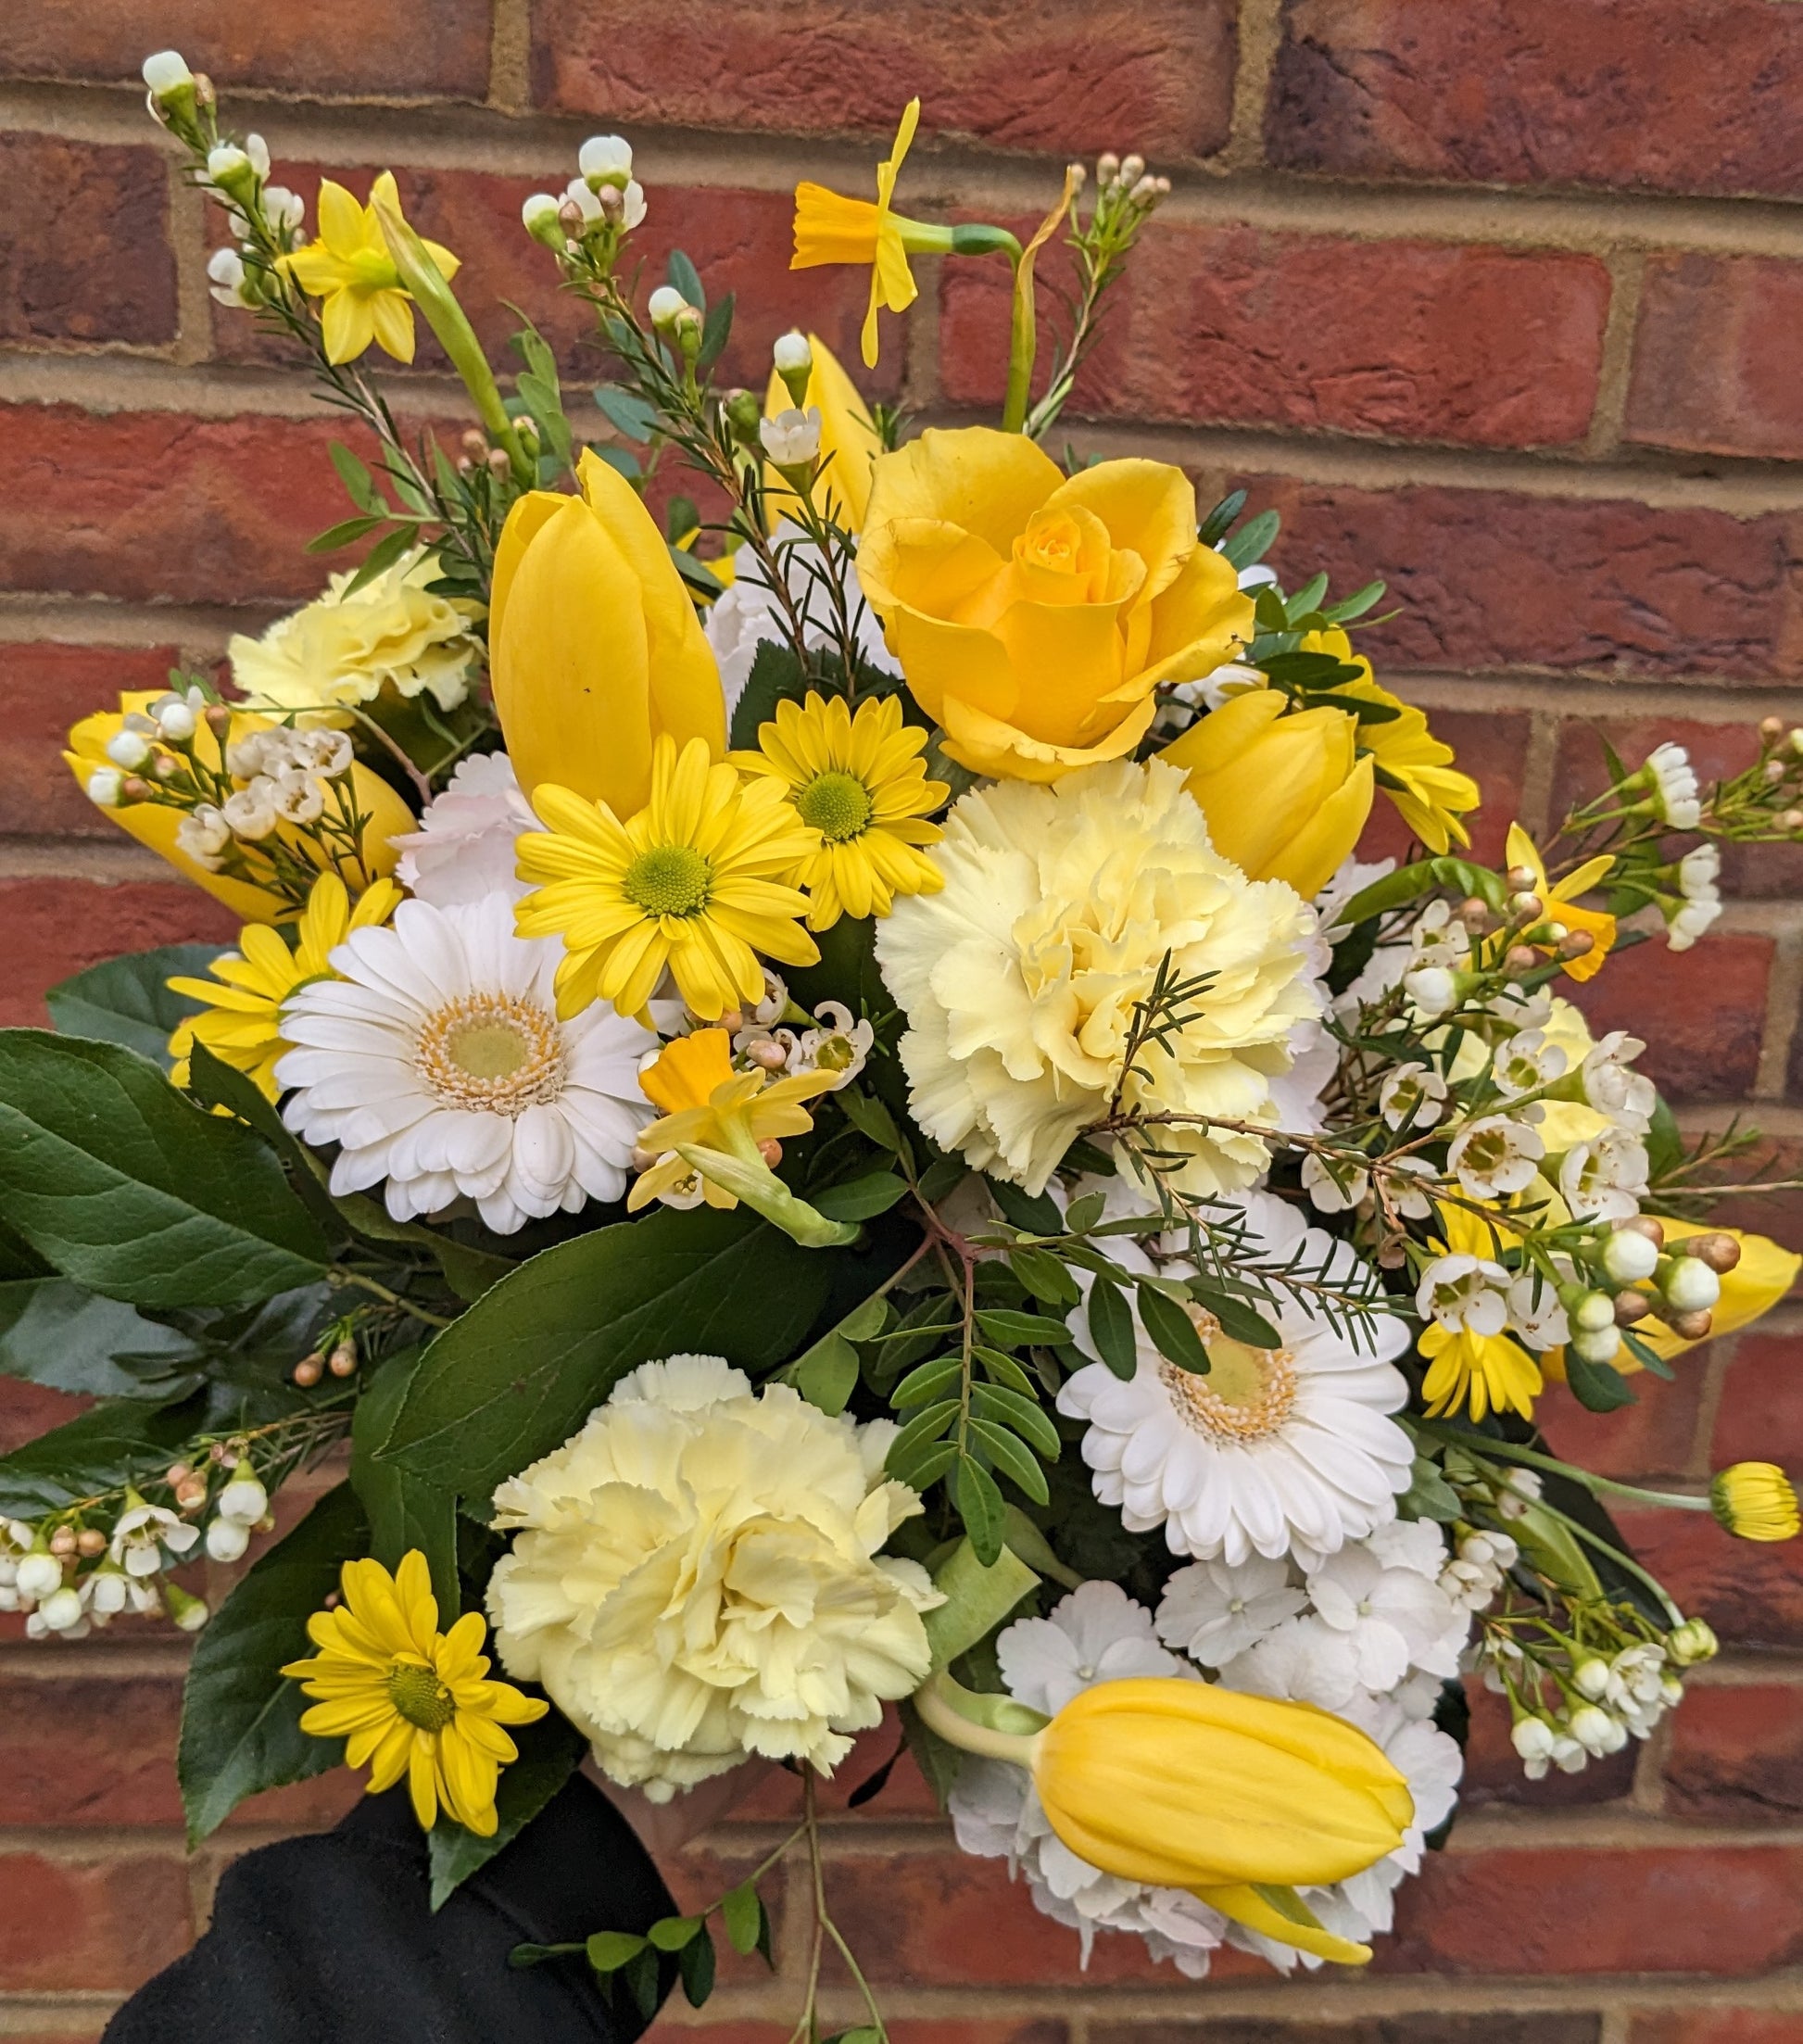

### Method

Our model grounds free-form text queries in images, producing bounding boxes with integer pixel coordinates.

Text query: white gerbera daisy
[277,895,655,1232]
[1059,1192,1413,1566]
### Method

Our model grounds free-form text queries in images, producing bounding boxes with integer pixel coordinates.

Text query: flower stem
[912,1671,1040,1764]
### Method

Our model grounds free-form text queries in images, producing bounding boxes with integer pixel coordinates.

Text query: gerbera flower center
[385,1659,456,1732]
[416,990,565,1115]
[795,769,875,843]
[1158,1309,1299,1445]
[624,842,714,917]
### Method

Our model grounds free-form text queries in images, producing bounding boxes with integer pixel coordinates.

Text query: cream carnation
[485,1356,940,1799]
[873,759,1322,1196]
[230,548,484,716]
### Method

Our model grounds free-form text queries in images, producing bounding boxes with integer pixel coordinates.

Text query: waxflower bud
[578,134,634,191]
[1664,1256,1722,1314]
[40,1585,86,1633]
[142,49,197,124]
[1603,1228,1660,1284]
[16,1552,63,1602]
[1668,1618,1719,1666]
[1404,965,1457,1016]
[164,1583,210,1633]
[1570,1323,1622,1366]
[1710,1462,1800,1542]
[1511,1715,1557,1763]
[86,768,123,807]
[206,144,258,207]
[723,386,763,446]
[205,1516,251,1563]
[1572,1290,1617,1332]
[522,193,565,247]
[647,284,690,332]
[772,328,813,409]
[106,727,152,770]
[217,1464,270,1525]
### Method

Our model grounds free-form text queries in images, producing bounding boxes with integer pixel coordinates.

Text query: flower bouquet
[6,50,1803,2038]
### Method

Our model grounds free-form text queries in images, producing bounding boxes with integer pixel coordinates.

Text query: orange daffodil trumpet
[858,427,1253,781]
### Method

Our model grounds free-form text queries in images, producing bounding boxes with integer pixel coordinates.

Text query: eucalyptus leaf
[0,1032,329,1307]
[179,1483,369,1844]
[45,944,226,1068]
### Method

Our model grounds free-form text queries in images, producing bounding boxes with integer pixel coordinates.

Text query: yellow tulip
[857,427,1252,783]
[1159,688,1374,897]
[489,448,726,813]
[64,693,410,924]
[917,1672,1411,1966]
[763,333,881,534]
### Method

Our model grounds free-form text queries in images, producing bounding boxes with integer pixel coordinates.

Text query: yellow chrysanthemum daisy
[1418,1321,1543,1423]
[284,170,460,366]
[168,872,400,1098]
[515,735,821,1022]
[1710,1462,1800,1542]
[1302,629,1480,854]
[733,691,947,930]
[284,1550,548,1836]
[791,98,921,367]
[628,1027,839,1212]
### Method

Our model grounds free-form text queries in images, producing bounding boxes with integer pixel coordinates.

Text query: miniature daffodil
[284,171,460,365]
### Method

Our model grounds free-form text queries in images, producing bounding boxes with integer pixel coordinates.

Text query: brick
[529,0,1237,160]
[1092,2019,1600,2044]
[0,1379,87,1454]
[0,404,392,606]
[1381,1841,1803,1975]
[729,1709,939,1822]
[0,0,491,100]
[941,226,1611,449]
[678,2029,1065,2044]
[1628,255,1803,463]
[1539,1366,1708,1484]
[1663,1681,1803,1821]
[0,1847,191,1991]
[1265,0,1803,200]
[1629,2012,1803,2044]
[213,168,896,397]
[1710,1334,1803,1471]
[1355,707,1529,868]
[0,642,183,838]
[0,876,238,1028]
[1626,1504,1803,1650]
[1569,930,1771,1104]
[0,135,176,347]
[1458,1680,1634,1811]
[1251,481,1803,686]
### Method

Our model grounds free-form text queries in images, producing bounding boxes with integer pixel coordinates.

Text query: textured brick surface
[0,642,182,837]
[1627,255,1803,463]
[1266,0,1803,198]
[0,876,238,1027]
[529,0,1239,159]
[0,1848,191,1991]
[1570,932,1772,1104]
[942,227,1613,448]
[0,136,177,347]
[1662,1683,1803,1822]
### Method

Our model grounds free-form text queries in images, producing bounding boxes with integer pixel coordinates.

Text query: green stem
[1417,1420,1711,1516]
[329,1268,455,1329]
[912,1671,1040,1764]
[1002,251,1033,434]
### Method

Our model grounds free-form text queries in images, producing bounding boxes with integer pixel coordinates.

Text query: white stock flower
[392,751,543,906]
[278,896,655,1233]
[1669,842,1721,953]
[486,1356,939,1798]
[702,520,895,715]
[1558,1129,1649,1224]
[876,761,1324,1199]
[1303,1539,1467,1692]
[1646,742,1701,829]
[999,1581,1192,1715]
[1446,1114,1544,1199]
[1154,1555,1307,1667]
[1059,1193,1413,1566]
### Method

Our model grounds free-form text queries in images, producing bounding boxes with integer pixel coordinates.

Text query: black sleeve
[102,1776,675,2044]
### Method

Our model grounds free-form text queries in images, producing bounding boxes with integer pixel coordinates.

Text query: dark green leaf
[1008,1245,1079,1306]
[1399,1453,1462,1523]
[352,1349,458,1618]
[377,1207,836,1495]
[340,524,418,599]
[812,1171,909,1221]
[972,1345,1036,1396]
[885,1397,959,1478]
[0,1277,200,1399]
[953,1454,1006,1564]
[1322,579,1385,624]
[45,945,226,1067]
[1645,1094,1684,1181]
[0,1031,328,1306]
[1137,1283,1211,1373]
[889,1436,959,1493]
[677,1924,716,2007]
[983,1178,1063,1236]
[697,293,734,375]
[427,1710,586,1909]
[974,1307,1072,1348]
[306,513,385,555]
[891,1355,961,1408]
[1064,1191,1106,1237]
[971,1381,1060,1459]
[967,1419,1050,1506]
[623,1946,662,2021]
[0,1394,204,1519]
[1285,572,1330,621]
[728,638,811,750]
[1565,1347,1637,1413]
[835,1085,904,1155]
[1197,488,1247,549]
[1085,1276,1138,1380]
[330,441,383,512]
[179,1483,369,1844]
[721,1882,762,1956]
[593,385,659,443]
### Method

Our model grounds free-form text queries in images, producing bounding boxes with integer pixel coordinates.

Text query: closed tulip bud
[489,448,726,814]
[1159,689,1374,900]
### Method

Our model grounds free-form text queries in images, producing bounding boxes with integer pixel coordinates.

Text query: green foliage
[179,1483,369,1844]
[0,1394,207,1519]
[351,1348,459,1617]
[0,1279,201,1400]
[0,1031,329,1308]
[44,944,225,1068]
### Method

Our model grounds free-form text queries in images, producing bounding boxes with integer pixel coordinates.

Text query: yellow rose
[856,427,1252,782]
[1158,687,1373,897]
[489,448,726,813]
[65,693,410,924]
[763,332,881,535]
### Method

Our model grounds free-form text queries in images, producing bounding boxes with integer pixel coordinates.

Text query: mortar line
[1224,0,1285,173]
[1585,248,1646,458]
[1597,2010,1635,2044]
[486,0,533,117]
[1517,708,1564,838]
[1755,920,1803,1097]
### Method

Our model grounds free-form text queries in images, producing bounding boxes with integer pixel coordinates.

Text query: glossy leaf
[45,944,226,1068]
[0,1277,200,1399]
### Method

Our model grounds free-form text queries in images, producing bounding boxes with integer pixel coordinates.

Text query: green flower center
[386,1659,456,1732]
[795,769,874,843]
[624,843,713,917]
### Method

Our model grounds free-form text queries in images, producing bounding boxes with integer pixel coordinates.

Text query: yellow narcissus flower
[489,448,727,814]
[791,99,922,367]
[1506,824,1615,984]
[1301,627,1479,854]
[1158,688,1373,899]
[627,1028,839,1213]
[1419,1321,1543,1422]
[1711,1462,1801,1542]
[857,428,1253,783]
[514,735,819,1022]
[919,1673,1411,1966]
[763,333,882,534]
[64,693,410,923]
[284,171,460,365]
[733,691,946,929]
[283,1551,548,1836]
[168,872,400,1098]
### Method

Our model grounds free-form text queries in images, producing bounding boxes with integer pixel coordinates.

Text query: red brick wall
[3,2,1803,2038]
